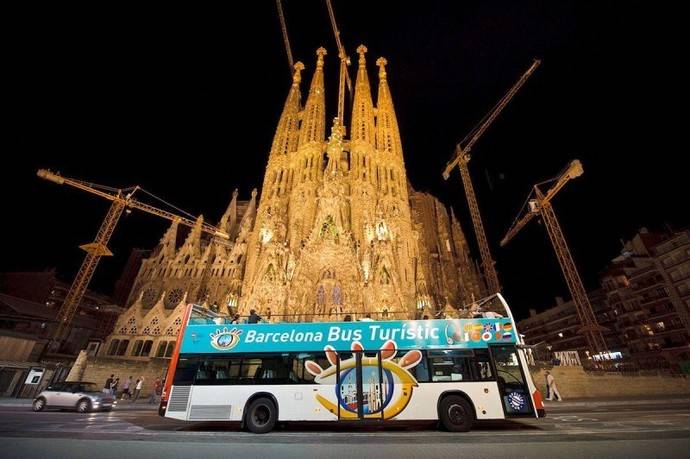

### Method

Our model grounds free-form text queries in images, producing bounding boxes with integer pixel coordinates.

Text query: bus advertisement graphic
[183,318,517,355]
[304,340,422,420]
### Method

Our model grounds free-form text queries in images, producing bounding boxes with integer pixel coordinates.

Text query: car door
[64,383,84,407]
[54,383,80,407]
[42,383,63,406]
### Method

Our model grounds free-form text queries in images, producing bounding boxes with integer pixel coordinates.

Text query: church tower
[241,46,426,321]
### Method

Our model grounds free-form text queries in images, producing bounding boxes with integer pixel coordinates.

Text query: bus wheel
[439,395,474,432]
[245,397,277,434]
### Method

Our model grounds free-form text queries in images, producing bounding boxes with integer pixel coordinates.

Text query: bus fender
[436,391,477,420]
[241,392,280,427]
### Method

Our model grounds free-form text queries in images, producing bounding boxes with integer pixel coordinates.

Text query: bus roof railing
[187,293,513,325]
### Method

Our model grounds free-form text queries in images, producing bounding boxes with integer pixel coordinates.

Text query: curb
[543,397,690,408]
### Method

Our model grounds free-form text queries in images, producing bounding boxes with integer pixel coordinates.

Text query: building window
[131,340,144,356]
[141,340,153,356]
[165,341,176,358]
[116,340,130,356]
[156,342,167,358]
[107,340,120,356]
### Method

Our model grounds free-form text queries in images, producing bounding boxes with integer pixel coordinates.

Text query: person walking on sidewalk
[121,376,133,400]
[149,378,162,404]
[103,374,114,395]
[110,378,119,398]
[545,370,563,401]
[132,377,144,402]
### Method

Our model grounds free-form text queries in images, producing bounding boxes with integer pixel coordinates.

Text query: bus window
[196,358,241,385]
[292,353,329,383]
[253,355,292,383]
[470,349,494,381]
[405,350,430,382]
[239,359,262,381]
[173,357,198,385]
[429,350,473,382]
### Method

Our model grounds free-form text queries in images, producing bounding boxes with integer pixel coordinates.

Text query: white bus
[160,294,544,433]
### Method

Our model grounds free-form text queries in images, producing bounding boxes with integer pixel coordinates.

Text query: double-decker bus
[160,294,544,433]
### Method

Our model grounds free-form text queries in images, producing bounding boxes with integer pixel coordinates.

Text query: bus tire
[438,395,474,432]
[245,397,277,434]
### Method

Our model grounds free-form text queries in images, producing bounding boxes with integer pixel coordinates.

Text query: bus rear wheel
[245,397,277,434]
[439,395,474,432]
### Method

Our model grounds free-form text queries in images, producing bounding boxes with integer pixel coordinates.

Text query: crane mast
[37,169,229,349]
[443,59,541,295]
[51,198,126,346]
[500,160,609,358]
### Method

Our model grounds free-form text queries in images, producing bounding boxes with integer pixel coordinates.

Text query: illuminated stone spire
[157,220,179,259]
[298,48,327,147]
[176,215,204,260]
[375,57,403,159]
[219,188,239,237]
[269,61,304,159]
[351,45,375,145]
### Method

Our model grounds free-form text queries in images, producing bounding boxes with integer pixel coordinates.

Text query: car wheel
[245,397,277,434]
[32,397,46,412]
[76,399,91,413]
[438,395,474,432]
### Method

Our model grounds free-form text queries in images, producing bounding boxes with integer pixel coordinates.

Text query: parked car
[32,381,116,413]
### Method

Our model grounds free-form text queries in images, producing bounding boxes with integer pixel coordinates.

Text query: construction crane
[499,160,609,358]
[275,0,294,74]
[37,169,229,349]
[443,59,541,295]
[325,0,352,123]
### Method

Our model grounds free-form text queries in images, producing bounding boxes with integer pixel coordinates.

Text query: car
[32,381,116,413]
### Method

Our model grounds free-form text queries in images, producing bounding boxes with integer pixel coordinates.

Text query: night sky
[5,2,686,319]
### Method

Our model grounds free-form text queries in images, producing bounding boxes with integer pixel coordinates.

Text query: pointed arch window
[333,285,342,305]
[316,285,326,307]
[380,267,392,285]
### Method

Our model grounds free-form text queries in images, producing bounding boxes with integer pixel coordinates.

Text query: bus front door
[337,351,385,420]
[490,345,535,417]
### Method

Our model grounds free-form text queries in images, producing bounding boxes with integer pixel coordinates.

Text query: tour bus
[159,294,544,433]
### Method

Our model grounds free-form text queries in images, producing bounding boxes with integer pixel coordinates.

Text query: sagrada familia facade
[105,46,485,354]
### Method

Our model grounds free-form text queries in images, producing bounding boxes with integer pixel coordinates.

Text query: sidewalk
[0,397,158,410]
[542,394,690,411]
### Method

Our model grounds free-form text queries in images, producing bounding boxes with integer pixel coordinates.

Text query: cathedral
[104,46,485,356]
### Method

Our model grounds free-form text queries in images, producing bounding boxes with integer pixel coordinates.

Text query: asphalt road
[2,400,690,458]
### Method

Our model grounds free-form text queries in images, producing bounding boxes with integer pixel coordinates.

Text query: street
[1,398,690,458]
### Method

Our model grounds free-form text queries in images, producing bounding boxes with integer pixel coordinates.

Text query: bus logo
[305,340,422,420]
[209,327,242,351]
[507,391,526,411]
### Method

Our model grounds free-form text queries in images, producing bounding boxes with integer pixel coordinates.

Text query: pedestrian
[231,313,240,324]
[544,372,550,400]
[110,377,119,397]
[422,315,429,320]
[103,374,114,395]
[121,376,133,400]
[343,314,352,322]
[149,378,162,404]
[360,314,373,322]
[248,309,262,324]
[132,377,144,402]
[545,370,562,401]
